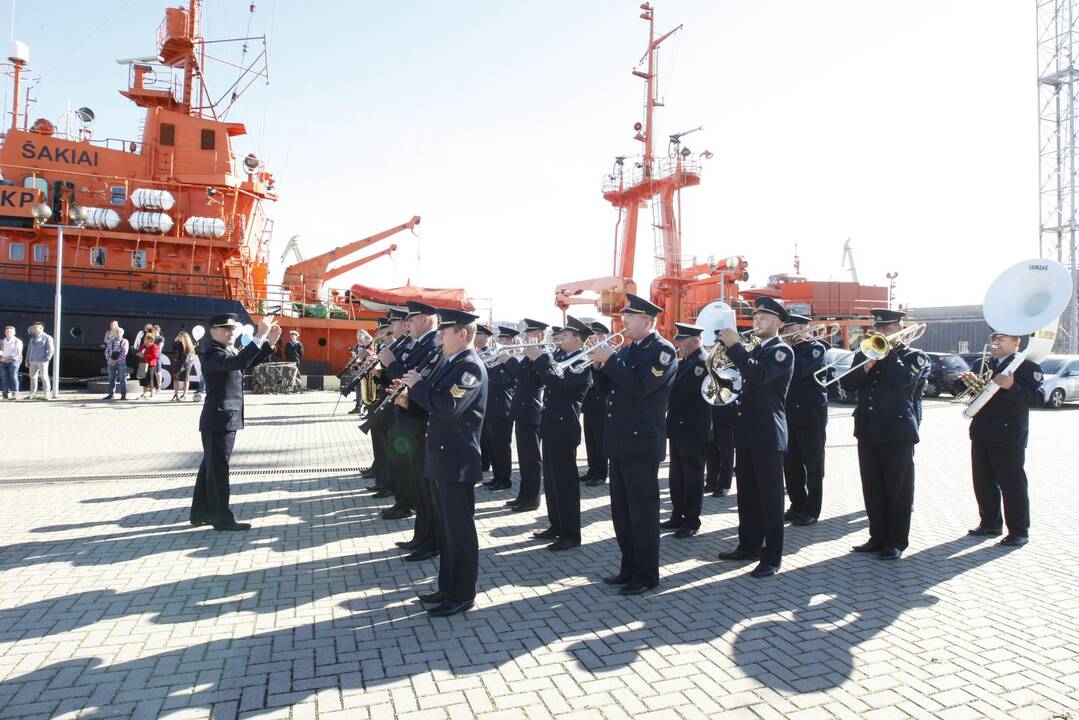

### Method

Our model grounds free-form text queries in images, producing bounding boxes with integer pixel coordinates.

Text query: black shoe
[512,503,539,512]
[703,483,717,494]
[504,499,521,507]
[532,528,558,540]
[189,513,213,527]
[877,547,903,560]
[102,395,114,401]
[547,538,580,552]
[967,526,1003,537]
[659,518,680,530]
[487,481,512,491]
[427,599,474,617]
[362,485,380,493]
[713,488,729,497]
[619,582,656,596]
[404,548,439,562]
[783,509,796,522]
[418,591,447,604]
[750,563,778,578]
[603,573,632,585]
[791,515,818,526]
[717,548,759,561]
[382,508,414,520]
[999,534,1029,548]
[347,407,362,414]
[212,520,252,532]
[673,527,698,539]
[578,473,594,483]
[360,467,376,479]
[395,540,418,550]
[851,540,884,553]
[372,489,395,499]
[585,477,607,487]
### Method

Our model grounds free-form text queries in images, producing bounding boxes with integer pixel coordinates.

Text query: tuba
[961,259,1073,418]
[695,300,757,406]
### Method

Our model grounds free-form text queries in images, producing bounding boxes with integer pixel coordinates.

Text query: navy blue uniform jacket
[534,350,592,443]
[508,356,543,426]
[198,338,275,433]
[786,340,829,428]
[409,348,488,484]
[386,330,442,422]
[600,331,678,463]
[727,336,795,451]
[486,360,516,419]
[666,348,712,452]
[969,355,1044,449]
[840,346,929,444]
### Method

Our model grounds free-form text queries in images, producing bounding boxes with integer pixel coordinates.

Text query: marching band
[332,258,1070,617]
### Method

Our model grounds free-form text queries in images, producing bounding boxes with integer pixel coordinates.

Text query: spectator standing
[24,322,54,401]
[285,330,304,363]
[153,325,166,387]
[103,327,130,400]
[171,331,196,401]
[137,331,160,399]
[1,325,22,400]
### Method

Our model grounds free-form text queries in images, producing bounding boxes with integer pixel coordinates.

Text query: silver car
[1039,355,1079,409]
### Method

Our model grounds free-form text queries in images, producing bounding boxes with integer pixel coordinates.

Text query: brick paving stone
[0,394,1076,719]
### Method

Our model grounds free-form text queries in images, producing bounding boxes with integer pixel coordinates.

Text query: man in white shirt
[1,326,23,400]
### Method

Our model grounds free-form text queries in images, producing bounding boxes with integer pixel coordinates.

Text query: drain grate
[0,466,366,486]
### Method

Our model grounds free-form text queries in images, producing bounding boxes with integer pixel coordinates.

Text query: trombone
[813,323,927,388]
[783,323,840,345]
[550,332,626,377]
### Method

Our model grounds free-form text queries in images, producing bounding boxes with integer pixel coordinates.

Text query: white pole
[52,225,62,399]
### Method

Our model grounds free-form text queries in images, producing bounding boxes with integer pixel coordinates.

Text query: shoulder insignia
[449,383,467,399]
[774,349,788,363]
[1033,371,1044,382]
[694,366,704,377]
[460,371,478,388]
[650,366,665,377]
[915,355,928,369]
[659,350,673,366]
[401,352,410,362]
[812,347,822,359]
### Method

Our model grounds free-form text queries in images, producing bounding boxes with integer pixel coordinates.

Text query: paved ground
[0,391,1077,719]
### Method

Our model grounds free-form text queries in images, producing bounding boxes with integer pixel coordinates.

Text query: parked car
[922,352,971,397]
[1039,355,1079,408]
[824,348,858,404]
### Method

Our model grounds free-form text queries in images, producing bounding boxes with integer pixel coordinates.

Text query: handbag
[110,351,121,361]
[136,362,148,379]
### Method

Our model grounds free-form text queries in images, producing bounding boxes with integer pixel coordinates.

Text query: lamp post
[31,203,88,399]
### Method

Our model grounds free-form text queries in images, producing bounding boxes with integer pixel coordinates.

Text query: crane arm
[284,215,420,279]
[323,245,397,281]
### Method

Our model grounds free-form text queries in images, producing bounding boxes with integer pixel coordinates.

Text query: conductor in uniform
[482,325,518,492]
[781,314,829,526]
[403,308,488,617]
[532,315,593,550]
[965,331,1044,547]
[716,297,794,578]
[580,321,611,487]
[507,319,547,512]
[663,323,711,538]
[191,313,280,531]
[840,308,929,560]
[589,293,677,595]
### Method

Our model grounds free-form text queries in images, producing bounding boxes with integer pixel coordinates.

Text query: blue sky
[10,1,1036,322]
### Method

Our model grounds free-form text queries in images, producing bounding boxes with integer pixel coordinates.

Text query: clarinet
[358,343,441,434]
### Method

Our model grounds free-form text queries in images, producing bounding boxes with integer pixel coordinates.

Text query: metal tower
[1038,0,1079,352]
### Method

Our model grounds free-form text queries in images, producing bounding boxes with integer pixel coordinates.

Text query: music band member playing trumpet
[401,308,488,617]
[507,319,549,512]
[589,293,677,595]
[581,321,611,487]
[841,309,929,561]
[663,323,712,538]
[715,297,794,578]
[482,326,519,492]
[532,316,593,550]
[964,332,1043,547]
[781,314,830,526]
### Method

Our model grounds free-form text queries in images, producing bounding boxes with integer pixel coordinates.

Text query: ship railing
[91,138,145,154]
[600,154,704,193]
[248,283,365,322]
[0,262,231,298]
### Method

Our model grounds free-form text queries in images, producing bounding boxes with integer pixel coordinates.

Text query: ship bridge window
[132,250,147,269]
[22,176,48,202]
[90,247,106,267]
[160,123,175,147]
[32,244,48,263]
[8,242,25,262]
[110,186,126,206]
[201,129,216,150]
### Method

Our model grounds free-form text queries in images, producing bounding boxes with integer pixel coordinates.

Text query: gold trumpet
[814,323,927,388]
[550,332,626,377]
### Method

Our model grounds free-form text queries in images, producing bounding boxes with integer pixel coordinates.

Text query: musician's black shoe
[427,599,474,617]
[712,488,729,497]
[504,499,520,507]
[999,534,1029,548]
[659,518,680,530]
[532,528,558,540]
[877,547,903,561]
[851,540,885,553]
[189,512,213,527]
[967,526,1003,537]
[486,481,511,491]
[404,548,439,562]
[585,477,607,487]
[791,515,818,526]
[212,520,252,532]
[347,407,362,414]
[547,539,580,552]
[418,591,447,604]
[750,563,778,579]
[602,573,632,585]
[359,466,376,479]
[619,582,656,596]
[717,548,759,561]
[382,507,413,520]
[578,473,593,483]
[673,527,698,539]
[395,540,418,550]
[372,489,395,499]
[783,509,796,522]
[511,503,539,513]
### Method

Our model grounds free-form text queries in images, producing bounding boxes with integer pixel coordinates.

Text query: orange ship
[0,0,469,379]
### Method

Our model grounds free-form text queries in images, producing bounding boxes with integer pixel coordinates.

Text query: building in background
[908,306,991,354]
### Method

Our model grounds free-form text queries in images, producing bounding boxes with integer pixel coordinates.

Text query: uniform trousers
[192,431,237,523]
[514,422,542,505]
[370,421,392,492]
[582,408,607,479]
[480,422,492,473]
[734,449,785,567]
[784,424,827,519]
[971,441,1029,536]
[541,436,581,541]
[387,412,421,513]
[857,441,915,550]
[609,458,661,587]
[668,443,706,530]
[706,422,735,491]
[486,415,514,484]
[435,480,478,602]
